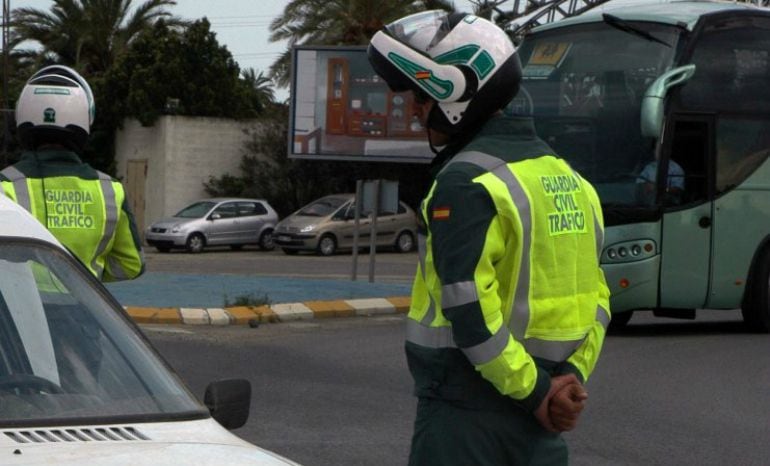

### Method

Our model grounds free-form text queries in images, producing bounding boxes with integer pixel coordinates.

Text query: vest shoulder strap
[1,166,26,181]
[439,150,507,176]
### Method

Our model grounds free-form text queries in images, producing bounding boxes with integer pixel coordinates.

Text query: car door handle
[698,216,711,228]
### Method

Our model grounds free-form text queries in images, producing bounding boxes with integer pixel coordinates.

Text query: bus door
[658,115,714,309]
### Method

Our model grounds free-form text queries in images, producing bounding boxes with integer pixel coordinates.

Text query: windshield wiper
[602,14,671,48]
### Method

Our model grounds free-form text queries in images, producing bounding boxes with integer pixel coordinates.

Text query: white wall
[115,115,261,225]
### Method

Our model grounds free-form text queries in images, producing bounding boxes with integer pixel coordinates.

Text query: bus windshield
[516,22,683,207]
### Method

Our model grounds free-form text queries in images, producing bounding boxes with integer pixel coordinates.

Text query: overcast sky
[9,0,653,101]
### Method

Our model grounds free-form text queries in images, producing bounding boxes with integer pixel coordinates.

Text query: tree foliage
[100,18,261,128]
[11,0,183,76]
[268,0,454,86]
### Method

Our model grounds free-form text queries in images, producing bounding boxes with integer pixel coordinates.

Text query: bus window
[516,22,682,208]
[716,119,770,193]
[634,119,709,207]
[680,17,770,113]
[666,120,709,206]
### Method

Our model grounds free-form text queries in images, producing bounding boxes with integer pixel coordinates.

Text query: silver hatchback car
[273,194,417,256]
[145,198,278,253]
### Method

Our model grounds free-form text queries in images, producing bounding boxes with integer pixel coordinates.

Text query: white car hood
[0,418,299,466]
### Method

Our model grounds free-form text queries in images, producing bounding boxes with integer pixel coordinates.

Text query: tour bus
[0,195,298,464]
[516,1,770,330]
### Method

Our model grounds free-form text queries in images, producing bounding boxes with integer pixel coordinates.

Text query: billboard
[289,46,434,163]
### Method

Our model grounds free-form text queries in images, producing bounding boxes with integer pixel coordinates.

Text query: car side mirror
[640,64,696,140]
[210,213,221,220]
[204,378,251,430]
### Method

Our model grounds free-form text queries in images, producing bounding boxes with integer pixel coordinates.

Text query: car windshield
[0,239,204,426]
[297,197,349,217]
[516,21,682,207]
[175,201,216,218]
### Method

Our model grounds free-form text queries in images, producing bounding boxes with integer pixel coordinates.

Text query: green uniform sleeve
[102,196,145,282]
[430,169,549,411]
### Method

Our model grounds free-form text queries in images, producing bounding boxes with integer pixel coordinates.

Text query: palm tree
[268,0,454,87]
[242,68,276,108]
[12,0,184,76]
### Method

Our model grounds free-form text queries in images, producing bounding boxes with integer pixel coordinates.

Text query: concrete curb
[125,296,411,325]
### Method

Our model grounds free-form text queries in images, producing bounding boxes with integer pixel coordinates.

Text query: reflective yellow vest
[407,150,611,405]
[1,155,144,282]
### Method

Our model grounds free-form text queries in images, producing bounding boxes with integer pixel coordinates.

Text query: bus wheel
[608,311,633,332]
[742,248,770,333]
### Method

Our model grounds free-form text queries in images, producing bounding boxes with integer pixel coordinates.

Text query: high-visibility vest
[1,160,144,282]
[407,150,611,403]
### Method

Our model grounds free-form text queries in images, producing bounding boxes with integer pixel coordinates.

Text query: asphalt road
[144,309,770,466]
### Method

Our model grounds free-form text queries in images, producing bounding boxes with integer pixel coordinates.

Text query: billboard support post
[351,179,398,282]
[367,180,380,283]
[351,180,363,281]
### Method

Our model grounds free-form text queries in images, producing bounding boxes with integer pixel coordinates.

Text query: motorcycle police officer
[368,11,611,465]
[1,65,144,282]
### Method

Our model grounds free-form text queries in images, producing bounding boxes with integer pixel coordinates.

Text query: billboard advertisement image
[289,46,434,163]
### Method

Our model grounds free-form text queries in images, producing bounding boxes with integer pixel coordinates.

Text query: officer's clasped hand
[549,382,588,432]
[534,374,587,433]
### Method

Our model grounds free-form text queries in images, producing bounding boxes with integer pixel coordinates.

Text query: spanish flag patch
[432,206,451,220]
[415,70,431,80]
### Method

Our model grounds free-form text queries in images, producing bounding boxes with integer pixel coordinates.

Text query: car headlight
[171,224,183,233]
[300,225,316,233]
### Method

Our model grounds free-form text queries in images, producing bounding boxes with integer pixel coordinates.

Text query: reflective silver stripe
[91,173,118,275]
[591,204,604,260]
[524,337,584,361]
[106,256,128,280]
[405,319,457,348]
[490,164,532,342]
[525,306,611,360]
[441,150,506,174]
[407,318,512,366]
[1,166,32,210]
[597,305,611,329]
[1,166,25,181]
[462,325,510,365]
[441,280,478,309]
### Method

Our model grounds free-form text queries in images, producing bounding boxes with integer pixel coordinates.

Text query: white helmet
[368,11,521,137]
[15,65,95,151]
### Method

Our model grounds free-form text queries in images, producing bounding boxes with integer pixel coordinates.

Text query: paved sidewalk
[106,272,412,325]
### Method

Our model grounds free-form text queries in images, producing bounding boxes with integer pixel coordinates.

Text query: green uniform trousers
[408,397,568,466]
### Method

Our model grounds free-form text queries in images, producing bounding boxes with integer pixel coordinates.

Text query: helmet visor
[384,10,452,54]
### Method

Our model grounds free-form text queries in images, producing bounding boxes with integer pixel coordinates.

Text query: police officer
[1,65,144,281]
[368,11,611,465]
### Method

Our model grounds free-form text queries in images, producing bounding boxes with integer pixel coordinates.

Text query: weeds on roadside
[223,292,271,307]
